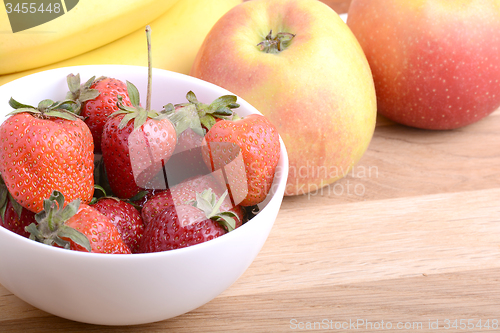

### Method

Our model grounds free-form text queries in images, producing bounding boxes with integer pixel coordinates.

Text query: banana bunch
[0,0,180,74]
[0,0,243,86]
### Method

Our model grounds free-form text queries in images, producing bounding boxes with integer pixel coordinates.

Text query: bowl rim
[0,64,289,260]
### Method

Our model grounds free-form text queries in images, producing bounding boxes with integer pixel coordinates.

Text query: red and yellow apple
[190,0,376,196]
[347,0,500,130]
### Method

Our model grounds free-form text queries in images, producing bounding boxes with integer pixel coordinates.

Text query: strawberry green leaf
[119,105,138,113]
[154,104,174,120]
[193,190,217,216]
[209,190,228,217]
[6,108,41,117]
[8,97,34,110]
[58,198,80,222]
[41,191,61,216]
[78,89,100,103]
[44,110,78,121]
[0,182,7,221]
[52,191,66,210]
[209,95,238,111]
[192,189,238,232]
[108,109,129,118]
[215,212,236,232]
[115,95,138,114]
[0,191,6,211]
[38,99,55,110]
[8,97,83,120]
[92,184,107,201]
[8,194,23,219]
[169,104,203,136]
[108,71,159,130]
[133,110,148,129]
[0,204,7,222]
[83,75,96,88]
[175,91,240,131]
[66,74,99,104]
[163,103,175,114]
[118,113,136,129]
[128,190,150,202]
[126,81,141,108]
[93,158,114,200]
[54,99,76,107]
[53,99,77,110]
[44,202,58,232]
[58,104,81,115]
[200,114,216,131]
[186,91,199,104]
[147,109,162,119]
[58,224,91,252]
[25,223,42,240]
[51,234,72,249]
[212,106,234,116]
[66,73,81,94]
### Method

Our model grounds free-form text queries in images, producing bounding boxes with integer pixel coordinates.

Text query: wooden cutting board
[1,108,498,332]
[2,1,500,329]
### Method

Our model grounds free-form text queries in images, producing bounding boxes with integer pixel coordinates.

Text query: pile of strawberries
[0,73,280,254]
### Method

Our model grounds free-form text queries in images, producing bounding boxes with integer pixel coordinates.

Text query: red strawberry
[160,91,240,180]
[66,74,133,153]
[101,30,177,199]
[139,190,174,225]
[27,191,131,254]
[0,199,35,238]
[65,204,131,254]
[0,177,35,238]
[176,174,245,225]
[141,174,245,227]
[0,98,94,213]
[101,105,177,199]
[202,114,280,206]
[91,197,145,253]
[138,189,238,253]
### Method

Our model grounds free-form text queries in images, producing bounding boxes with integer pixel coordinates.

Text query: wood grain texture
[1,109,498,332]
[1,0,500,327]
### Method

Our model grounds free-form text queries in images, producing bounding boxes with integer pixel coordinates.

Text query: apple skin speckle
[347,0,500,130]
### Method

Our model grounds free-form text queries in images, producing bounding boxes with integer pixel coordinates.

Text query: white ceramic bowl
[0,65,288,325]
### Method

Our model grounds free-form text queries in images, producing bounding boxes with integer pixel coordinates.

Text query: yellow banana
[0,0,180,75]
[0,0,242,86]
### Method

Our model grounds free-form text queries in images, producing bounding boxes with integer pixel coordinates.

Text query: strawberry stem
[145,25,152,112]
[27,191,91,252]
[192,189,238,232]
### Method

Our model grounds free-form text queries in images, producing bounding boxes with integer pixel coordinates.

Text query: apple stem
[257,30,295,54]
[145,25,152,112]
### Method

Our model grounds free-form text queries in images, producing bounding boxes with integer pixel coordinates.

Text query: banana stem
[145,25,152,112]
